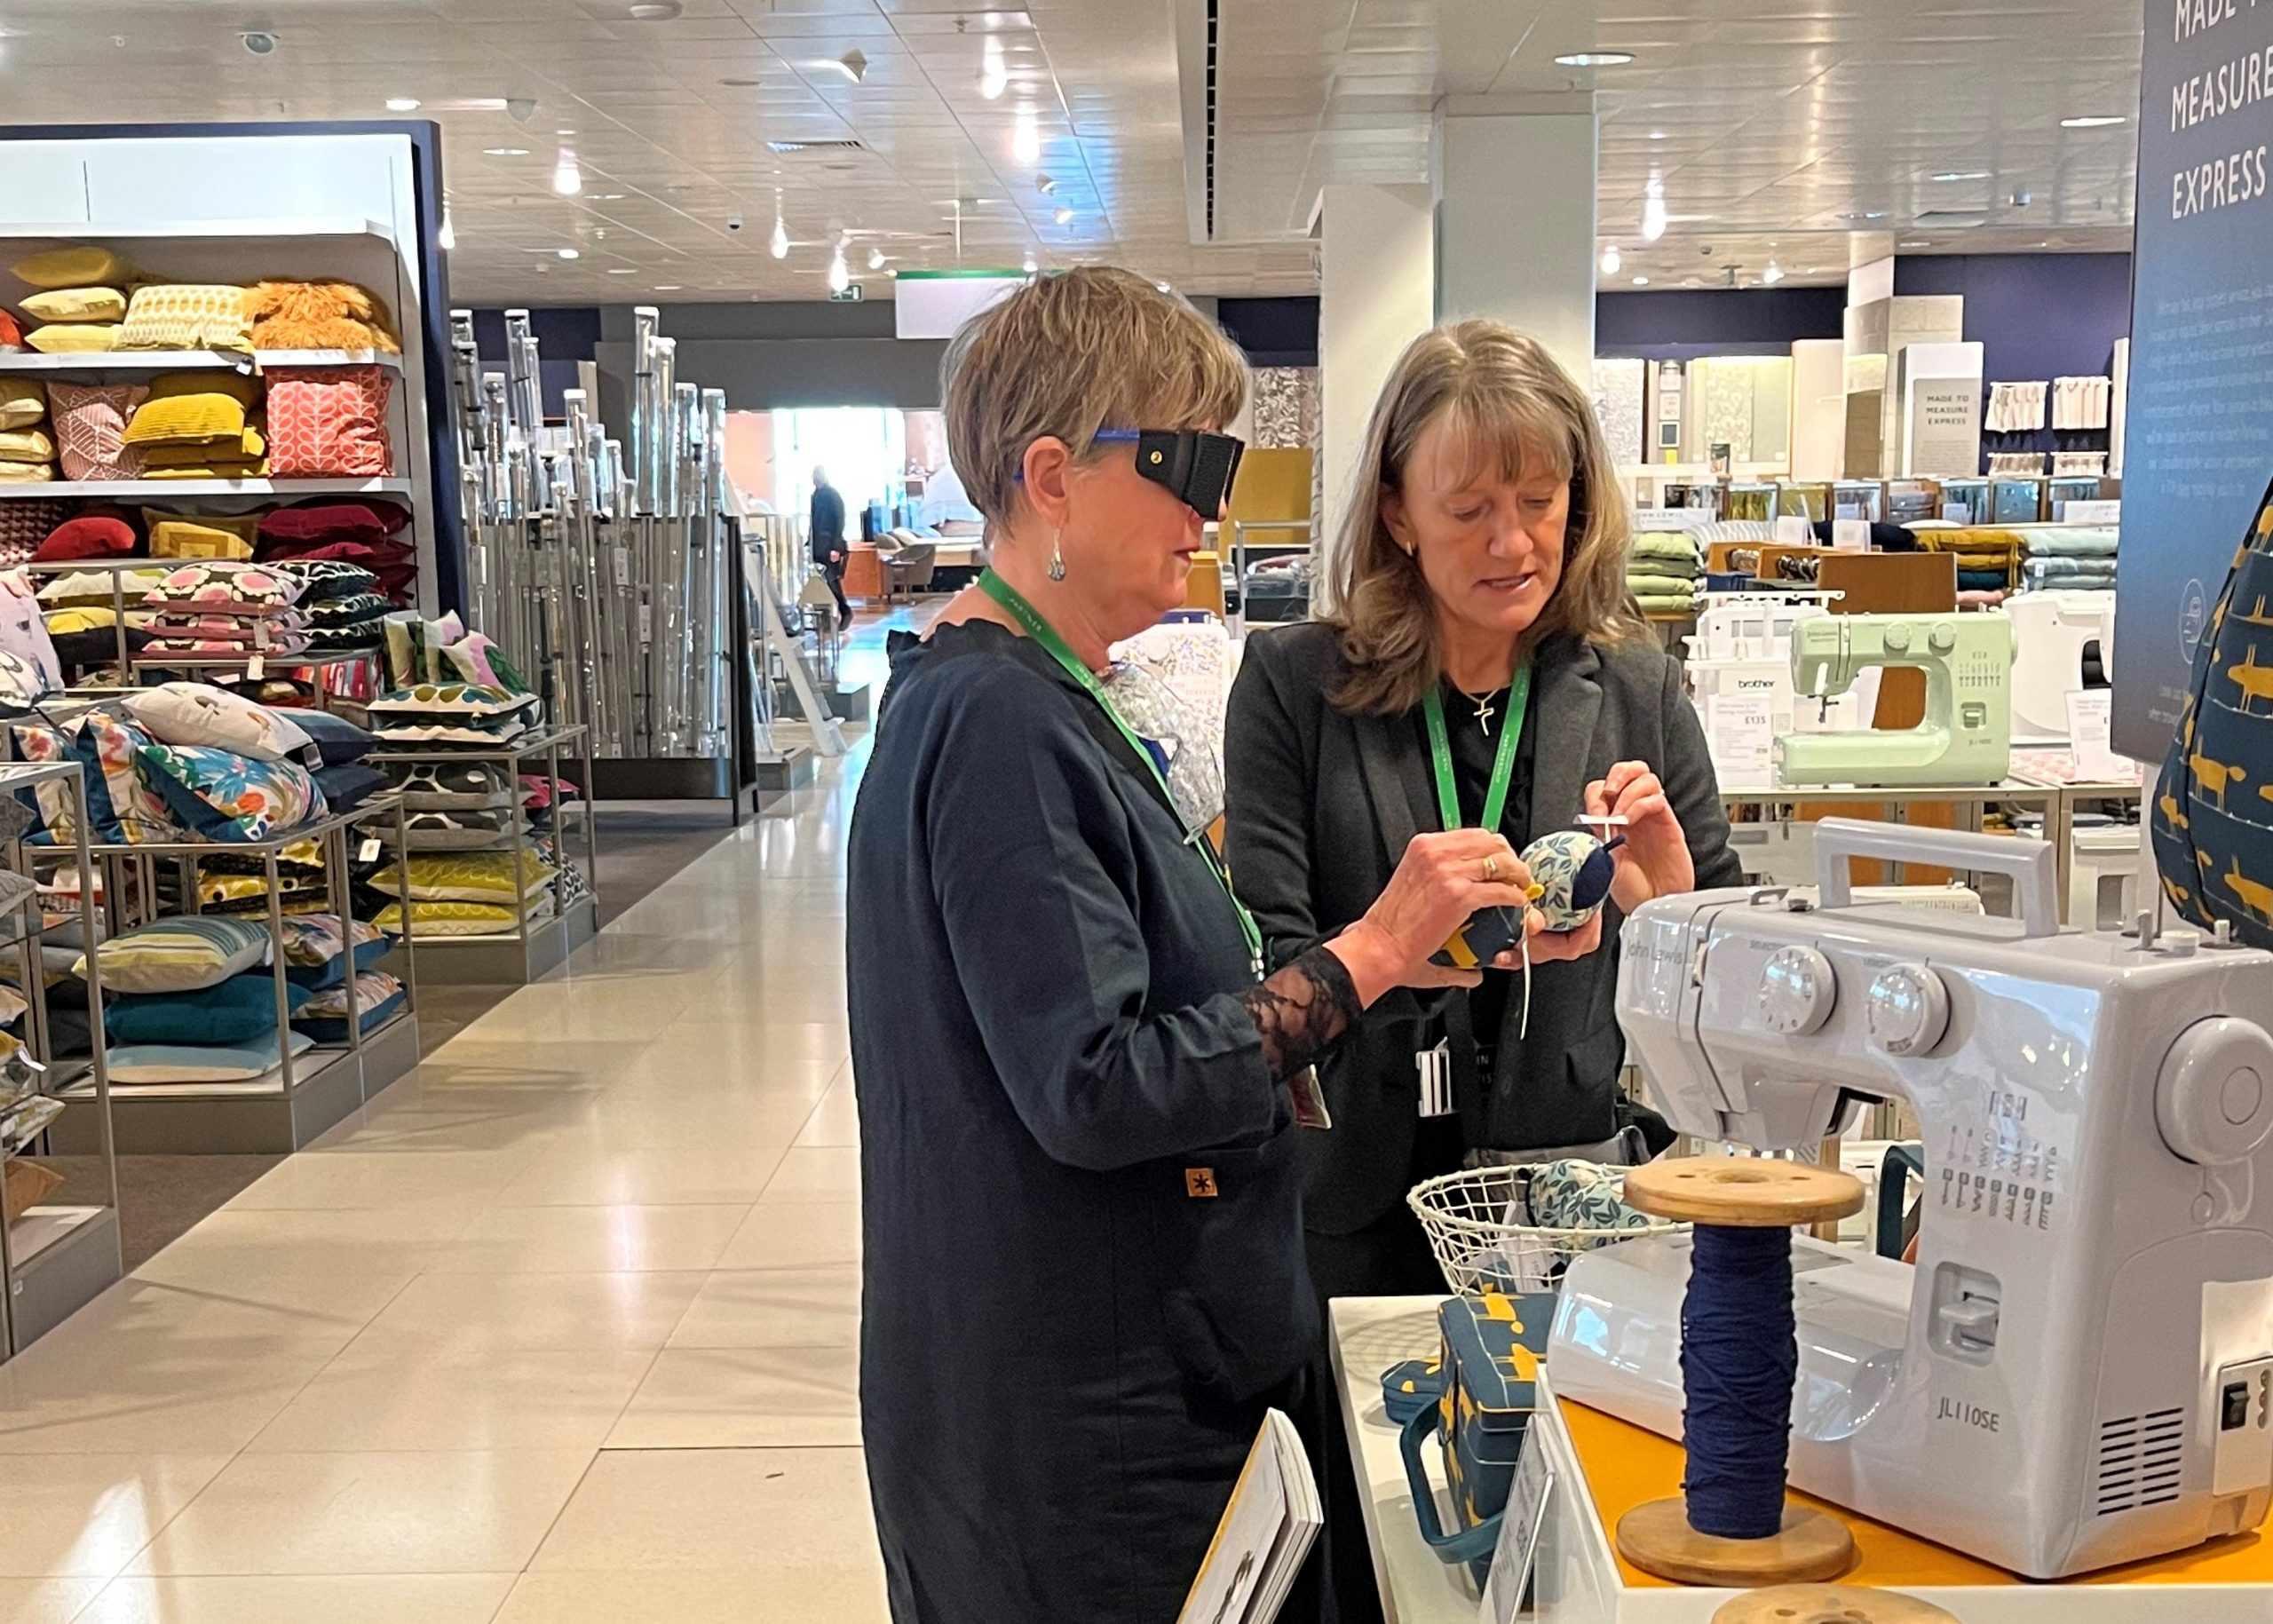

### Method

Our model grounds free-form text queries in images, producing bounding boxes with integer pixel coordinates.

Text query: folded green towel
[1627,562,1699,586]
[1630,532,1702,566]
[2017,525,2119,558]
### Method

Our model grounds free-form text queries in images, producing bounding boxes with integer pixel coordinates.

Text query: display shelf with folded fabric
[0,476,412,501]
[0,350,404,375]
[0,757,122,1359]
[41,794,419,1153]
[366,725,598,984]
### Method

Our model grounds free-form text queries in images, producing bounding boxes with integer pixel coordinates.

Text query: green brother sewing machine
[1775,611,2016,788]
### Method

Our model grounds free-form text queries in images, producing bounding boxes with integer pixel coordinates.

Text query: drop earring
[1048,534,1066,582]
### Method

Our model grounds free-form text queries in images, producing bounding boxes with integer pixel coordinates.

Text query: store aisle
[0,717,891,1620]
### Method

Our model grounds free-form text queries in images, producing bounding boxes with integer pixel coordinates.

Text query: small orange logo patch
[1185,1168,1219,1199]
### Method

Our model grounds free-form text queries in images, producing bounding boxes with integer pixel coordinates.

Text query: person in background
[811,463,851,626]
[1224,320,1740,1624]
[847,267,1537,1624]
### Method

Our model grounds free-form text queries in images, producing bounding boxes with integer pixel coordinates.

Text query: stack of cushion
[291,707,385,812]
[0,376,54,488]
[76,915,313,1084]
[370,842,559,939]
[121,374,265,483]
[12,247,135,355]
[140,562,311,657]
[37,563,162,671]
[2016,525,2118,593]
[367,682,539,746]
[247,282,402,353]
[277,559,390,654]
[381,610,529,693]
[9,709,179,845]
[1912,528,2021,599]
[257,500,416,603]
[1626,531,1701,615]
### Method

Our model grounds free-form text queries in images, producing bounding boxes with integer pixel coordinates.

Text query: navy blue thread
[1680,1224,1798,1541]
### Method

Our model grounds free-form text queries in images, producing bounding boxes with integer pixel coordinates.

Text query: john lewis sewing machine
[1544,821,2273,1583]
[1775,611,2014,788]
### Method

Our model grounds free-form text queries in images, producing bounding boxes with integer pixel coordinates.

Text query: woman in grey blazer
[1224,322,1739,1623]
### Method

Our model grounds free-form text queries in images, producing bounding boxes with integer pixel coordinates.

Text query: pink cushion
[263,367,395,478]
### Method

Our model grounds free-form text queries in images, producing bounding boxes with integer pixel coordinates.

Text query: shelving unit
[0,759,121,1359]
[368,725,599,984]
[0,478,413,501]
[0,349,404,375]
[44,797,420,1155]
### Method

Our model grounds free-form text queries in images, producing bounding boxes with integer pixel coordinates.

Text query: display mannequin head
[1331,321,1638,713]
[940,265,1247,663]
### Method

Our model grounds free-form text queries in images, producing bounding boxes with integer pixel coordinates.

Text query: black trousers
[820,555,851,622]
[1301,1114,1465,1624]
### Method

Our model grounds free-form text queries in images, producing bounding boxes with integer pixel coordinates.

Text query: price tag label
[638,603,654,646]
[1477,1432,1556,1624]
[2066,689,2129,782]
[247,654,265,682]
[359,836,383,865]
[614,548,632,588]
[1832,519,1870,551]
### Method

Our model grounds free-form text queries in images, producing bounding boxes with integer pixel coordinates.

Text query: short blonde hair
[1330,321,1641,715]
[941,267,1248,529]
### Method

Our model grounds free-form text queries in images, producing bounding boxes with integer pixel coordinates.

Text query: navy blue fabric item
[848,621,1316,1624]
[1680,1224,1799,1541]
[286,931,391,991]
[292,709,378,767]
[107,972,313,1046]
[294,984,407,1043]
[313,761,388,812]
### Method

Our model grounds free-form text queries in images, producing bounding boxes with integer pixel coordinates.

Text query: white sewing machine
[2007,590,2115,744]
[1776,611,2015,788]
[1546,821,2273,1580]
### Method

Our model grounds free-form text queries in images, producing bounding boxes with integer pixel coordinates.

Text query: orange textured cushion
[265,366,394,478]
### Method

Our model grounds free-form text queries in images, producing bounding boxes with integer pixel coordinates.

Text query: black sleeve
[1658,652,1745,889]
[927,666,1281,1173]
[1224,639,1328,971]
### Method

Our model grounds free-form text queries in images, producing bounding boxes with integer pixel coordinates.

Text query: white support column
[1432,95,1598,387]
[1318,183,1435,597]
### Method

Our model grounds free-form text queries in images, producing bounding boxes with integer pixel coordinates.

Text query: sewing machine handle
[1813,817,2061,938]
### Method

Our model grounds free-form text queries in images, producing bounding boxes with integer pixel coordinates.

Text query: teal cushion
[106,972,313,1046]
[106,1029,315,1084]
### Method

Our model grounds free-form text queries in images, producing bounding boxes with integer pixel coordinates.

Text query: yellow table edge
[1556,1394,2273,1588]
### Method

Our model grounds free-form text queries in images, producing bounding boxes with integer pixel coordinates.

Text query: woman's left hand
[1588,761,1691,913]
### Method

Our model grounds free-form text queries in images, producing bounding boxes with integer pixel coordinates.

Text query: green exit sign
[828,284,864,303]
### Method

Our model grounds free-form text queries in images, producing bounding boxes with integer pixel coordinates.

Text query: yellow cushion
[123,392,249,449]
[115,285,252,353]
[148,519,254,560]
[0,427,54,465]
[0,380,43,431]
[25,324,119,354]
[20,287,127,324]
[0,463,53,483]
[141,428,265,468]
[143,463,267,482]
[11,247,134,291]
[144,371,260,408]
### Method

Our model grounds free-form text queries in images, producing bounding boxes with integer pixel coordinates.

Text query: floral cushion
[115,284,254,353]
[142,562,306,614]
[134,741,326,844]
[11,709,179,845]
[265,366,394,478]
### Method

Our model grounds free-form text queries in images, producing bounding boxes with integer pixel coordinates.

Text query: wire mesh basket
[1407,1163,1684,1296]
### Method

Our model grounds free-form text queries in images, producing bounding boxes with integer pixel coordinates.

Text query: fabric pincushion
[1519,829,1617,933]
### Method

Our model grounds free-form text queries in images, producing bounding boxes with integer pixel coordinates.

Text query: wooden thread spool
[1613,1157,1869,1589]
[1713,1584,1961,1624]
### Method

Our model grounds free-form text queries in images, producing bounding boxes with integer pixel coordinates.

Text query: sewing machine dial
[1865,963,1950,1057]
[1758,945,1836,1034]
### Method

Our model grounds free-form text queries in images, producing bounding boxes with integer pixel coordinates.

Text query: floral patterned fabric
[142,562,308,615]
[134,741,326,843]
[12,710,180,844]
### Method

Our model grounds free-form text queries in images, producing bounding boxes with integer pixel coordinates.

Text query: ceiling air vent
[768,139,865,154]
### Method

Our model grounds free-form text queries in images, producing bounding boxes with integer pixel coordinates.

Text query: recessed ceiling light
[1841,210,1888,220]
[1012,105,1040,165]
[719,76,765,87]
[1931,170,1990,182]
[606,267,637,274]
[1054,205,1073,226]
[2061,114,2126,128]
[1899,239,1929,248]
[557,248,580,259]
[385,98,420,113]
[556,128,575,136]
[655,284,682,291]
[1035,173,1057,195]
[627,1,683,19]
[1556,51,1635,67]
[868,247,887,270]
[1599,245,1621,273]
[484,147,530,156]
[588,192,626,201]
[1648,131,1667,140]
[551,148,582,196]
[1631,274,1650,286]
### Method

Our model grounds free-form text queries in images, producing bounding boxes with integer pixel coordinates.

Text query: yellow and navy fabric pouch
[2154,478,2273,947]
[1397,1290,1553,1581]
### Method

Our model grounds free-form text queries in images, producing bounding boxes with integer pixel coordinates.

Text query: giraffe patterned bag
[2152,480,2273,946]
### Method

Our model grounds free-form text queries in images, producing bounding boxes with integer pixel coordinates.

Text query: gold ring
[1482,854,1499,882]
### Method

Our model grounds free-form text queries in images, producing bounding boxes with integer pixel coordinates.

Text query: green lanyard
[977,569,1265,975]
[1422,666,1532,835]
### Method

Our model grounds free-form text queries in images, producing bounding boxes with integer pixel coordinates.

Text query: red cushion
[253,536,416,603]
[35,515,139,562]
[257,499,412,545]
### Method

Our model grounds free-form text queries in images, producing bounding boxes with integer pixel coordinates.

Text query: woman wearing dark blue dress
[846,268,1539,1623]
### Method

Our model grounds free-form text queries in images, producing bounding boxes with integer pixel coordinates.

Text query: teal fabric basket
[1397,1292,1554,1583]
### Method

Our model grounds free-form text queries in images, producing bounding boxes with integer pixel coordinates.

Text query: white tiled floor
[0,733,892,1620]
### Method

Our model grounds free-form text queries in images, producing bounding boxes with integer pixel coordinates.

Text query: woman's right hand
[1326,830,1537,1005]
